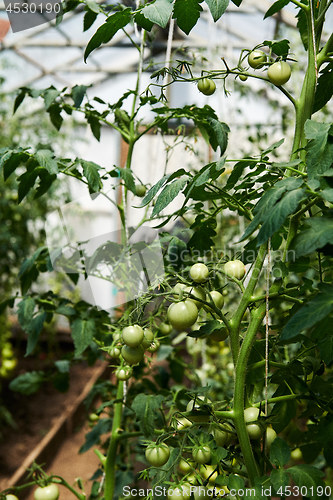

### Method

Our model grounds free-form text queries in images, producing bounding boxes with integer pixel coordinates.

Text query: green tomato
[122,325,144,347]
[239,73,248,81]
[147,339,160,353]
[115,366,133,380]
[33,485,59,500]
[135,184,147,197]
[244,407,260,422]
[178,457,195,474]
[205,290,224,312]
[267,61,291,86]
[174,416,192,430]
[184,286,206,309]
[190,263,209,283]
[209,323,229,342]
[224,260,246,280]
[109,346,121,358]
[248,49,267,68]
[121,345,144,365]
[265,427,277,449]
[290,447,303,461]
[213,423,234,447]
[192,445,211,464]
[142,328,154,349]
[186,397,211,423]
[167,300,198,330]
[247,423,262,440]
[199,464,218,483]
[197,78,216,96]
[145,443,170,467]
[6,495,19,500]
[159,322,173,334]
[167,484,191,500]
[88,412,99,422]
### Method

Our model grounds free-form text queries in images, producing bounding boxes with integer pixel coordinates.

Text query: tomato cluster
[247,49,292,86]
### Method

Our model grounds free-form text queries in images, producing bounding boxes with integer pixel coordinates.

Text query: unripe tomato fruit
[190,263,209,283]
[142,328,154,349]
[248,50,267,68]
[6,495,19,500]
[247,423,262,440]
[145,443,170,467]
[147,339,160,353]
[224,260,246,280]
[194,487,211,499]
[135,184,147,197]
[159,322,173,334]
[265,426,277,449]
[209,323,228,342]
[186,396,211,423]
[115,366,133,380]
[34,485,59,500]
[244,407,260,422]
[167,485,191,500]
[122,325,144,347]
[178,457,195,474]
[109,346,121,358]
[89,412,99,422]
[267,61,291,86]
[206,290,224,311]
[167,300,198,330]
[185,286,206,309]
[192,445,211,464]
[291,447,303,461]
[121,345,144,365]
[200,464,218,483]
[239,73,248,81]
[197,78,216,96]
[213,423,233,446]
[174,416,192,430]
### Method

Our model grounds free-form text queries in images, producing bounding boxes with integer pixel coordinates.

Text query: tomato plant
[1,0,332,499]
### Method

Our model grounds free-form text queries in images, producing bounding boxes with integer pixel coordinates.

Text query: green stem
[233,303,266,485]
[229,244,267,362]
[253,393,302,408]
[104,381,124,500]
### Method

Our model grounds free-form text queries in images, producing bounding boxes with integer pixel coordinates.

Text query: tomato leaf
[287,465,326,499]
[9,371,46,395]
[71,85,88,108]
[131,393,165,436]
[141,0,174,28]
[270,468,290,491]
[71,318,96,356]
[313,63,333,113]
[304,120,333,179]
[270,437,290,467]
[151,178,187,217]
[173,0,202,34]
[80,159,103,193]
[292,217,333,257]
[281,284,333,341]
[205,0,229,22]
[241,177,306,244]
[264,0,290,18]
[80,418,112,452]
[83,9,98,31]
[84,9,132,61]
[35,149,59,174]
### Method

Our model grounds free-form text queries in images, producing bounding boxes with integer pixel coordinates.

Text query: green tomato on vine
[197,78,216,96]
[267,61,291,86]
[145,443,170,467]
[33,485,59,500]
[167,300,198,330]
[248,49,267,68]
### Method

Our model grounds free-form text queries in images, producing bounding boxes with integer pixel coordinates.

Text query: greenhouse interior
[0,0,333,499]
